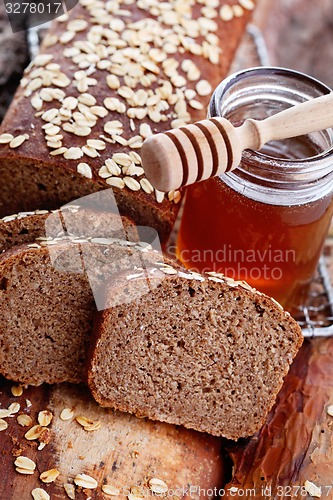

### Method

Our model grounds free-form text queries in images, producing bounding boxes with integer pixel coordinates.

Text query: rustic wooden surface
[0,379,225,499]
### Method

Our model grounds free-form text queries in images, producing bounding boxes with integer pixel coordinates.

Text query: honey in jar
[177,68,333,314]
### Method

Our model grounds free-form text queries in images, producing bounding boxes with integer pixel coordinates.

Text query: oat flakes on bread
[0,0,255,242]
[0,205,138,253]
[87,265,303,440]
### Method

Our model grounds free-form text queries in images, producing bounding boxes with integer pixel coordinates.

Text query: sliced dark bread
[87,265,303,440]
[0,205,138,253]
[0,238,168,385]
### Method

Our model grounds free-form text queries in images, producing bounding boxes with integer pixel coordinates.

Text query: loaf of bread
[0,0,255,242]
[0,237,167,385]
[87,263,303,440]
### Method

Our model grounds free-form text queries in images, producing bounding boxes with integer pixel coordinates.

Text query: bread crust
[0,206,138,252]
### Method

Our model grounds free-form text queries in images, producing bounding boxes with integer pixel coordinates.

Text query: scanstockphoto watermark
[4,0,79,32]
[173,245,297,281]
[117,485,333,498]
[111,486,259,498]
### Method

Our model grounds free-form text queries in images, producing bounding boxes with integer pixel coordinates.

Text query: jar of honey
[177,67,333,314]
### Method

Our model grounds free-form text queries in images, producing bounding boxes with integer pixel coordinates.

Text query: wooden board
[0,379,225,499]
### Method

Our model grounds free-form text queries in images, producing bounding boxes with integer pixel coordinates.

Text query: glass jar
[176,67,333,315]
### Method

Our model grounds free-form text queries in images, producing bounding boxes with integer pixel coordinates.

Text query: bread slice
[0,205,138,253]
[0,238,167,385]
[87,264,303,440]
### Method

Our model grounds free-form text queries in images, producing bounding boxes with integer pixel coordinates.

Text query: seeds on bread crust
[76,415,101,431]
[9,134,29,148]
[0,0,248,203]
[0,133,14,143]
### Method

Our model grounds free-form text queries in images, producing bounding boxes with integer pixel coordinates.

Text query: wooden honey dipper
[141,92,333,192]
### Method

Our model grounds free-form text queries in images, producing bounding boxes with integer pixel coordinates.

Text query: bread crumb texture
[89,266,303,440]
[0,235,163,385]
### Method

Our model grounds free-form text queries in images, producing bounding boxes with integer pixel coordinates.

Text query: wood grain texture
[255,0,333,89]
[0,379,225,499]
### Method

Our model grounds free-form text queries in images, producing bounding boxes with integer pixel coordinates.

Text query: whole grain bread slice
[0,205,138,253]
[0,238,167,385]
[87,265,303,440]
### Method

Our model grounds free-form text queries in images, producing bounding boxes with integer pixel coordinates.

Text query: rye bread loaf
[0,238,168,385]
[0,0,255,242]
[0,204,138,252]
[87,264,303,440]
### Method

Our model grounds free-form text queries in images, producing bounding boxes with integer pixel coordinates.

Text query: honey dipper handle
[248,91,333,149]
[141,92,333,192]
